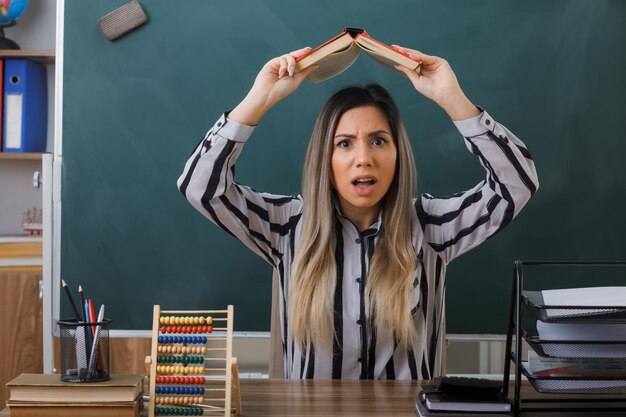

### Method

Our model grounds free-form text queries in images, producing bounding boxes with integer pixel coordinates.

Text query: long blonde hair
[289,84,418,351]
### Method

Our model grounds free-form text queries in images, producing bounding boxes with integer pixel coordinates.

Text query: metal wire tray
[522,362,626,395]
[522,291,626,323]
[524,330,626,359]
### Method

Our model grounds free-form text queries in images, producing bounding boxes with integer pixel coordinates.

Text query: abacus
[145,305,242,417]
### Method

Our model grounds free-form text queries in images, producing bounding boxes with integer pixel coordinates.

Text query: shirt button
[357,358,363,363]
[485,119,491,125]
[356,277,361,284]
[217,121,222,127]
[355,238,361,244]
[357,320,363,326]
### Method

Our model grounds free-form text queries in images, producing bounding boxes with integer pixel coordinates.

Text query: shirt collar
[333,198,383,237]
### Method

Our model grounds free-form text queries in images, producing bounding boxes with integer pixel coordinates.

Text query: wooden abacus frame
[145,305,242,417]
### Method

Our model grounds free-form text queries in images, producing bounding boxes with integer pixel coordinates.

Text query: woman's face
[331,106,397,228]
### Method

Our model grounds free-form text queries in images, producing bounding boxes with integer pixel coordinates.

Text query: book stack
[6,373,143,417]
[415,377,512,417]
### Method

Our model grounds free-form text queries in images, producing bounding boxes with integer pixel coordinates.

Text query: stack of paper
[542,286,626,319]
[528,351,626,377]
[536,287,626,358]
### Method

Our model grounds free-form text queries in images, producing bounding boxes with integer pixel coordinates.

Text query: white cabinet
[0,51,54,239]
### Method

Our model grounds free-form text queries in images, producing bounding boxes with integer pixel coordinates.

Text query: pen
[88,304,106,376]
[82,298,93,363]
[88,298,97,335]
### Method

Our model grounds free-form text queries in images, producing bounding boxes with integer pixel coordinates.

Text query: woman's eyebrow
[334,130,391,139]
[368,130,391,137]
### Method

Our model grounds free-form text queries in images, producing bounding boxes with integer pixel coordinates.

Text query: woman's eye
[372,137,388,146]
[336,140,351,148]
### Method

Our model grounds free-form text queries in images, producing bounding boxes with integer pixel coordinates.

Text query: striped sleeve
[177,113,302,267]
[416,110,539,264]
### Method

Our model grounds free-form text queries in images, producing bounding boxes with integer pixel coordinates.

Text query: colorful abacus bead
[155,406,203,416]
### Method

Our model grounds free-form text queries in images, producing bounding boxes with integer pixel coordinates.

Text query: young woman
[178,46,539,379]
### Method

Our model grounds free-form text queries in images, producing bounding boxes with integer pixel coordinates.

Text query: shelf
[0,235,43,244]
[0,49,55,65]
[0,153,43,161]
[0,240,42,260]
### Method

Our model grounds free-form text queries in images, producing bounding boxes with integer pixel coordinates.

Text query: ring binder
[2,59,48,153]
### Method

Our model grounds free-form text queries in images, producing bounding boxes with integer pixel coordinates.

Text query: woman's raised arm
[229,47,317,125]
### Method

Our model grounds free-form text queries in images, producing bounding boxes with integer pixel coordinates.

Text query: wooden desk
[241,379,420,416]
[1,380,418,417]
[2,379,625,416]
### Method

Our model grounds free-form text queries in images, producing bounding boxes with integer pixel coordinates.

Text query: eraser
[98,0,147,41]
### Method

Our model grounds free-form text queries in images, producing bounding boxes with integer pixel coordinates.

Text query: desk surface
[2,379,625,416]
[242,379,421,416]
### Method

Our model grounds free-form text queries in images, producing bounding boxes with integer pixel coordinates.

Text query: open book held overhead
[295,27,422,83]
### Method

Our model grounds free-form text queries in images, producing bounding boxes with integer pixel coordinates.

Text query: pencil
[78,285,87,322]
[61,279,81,321]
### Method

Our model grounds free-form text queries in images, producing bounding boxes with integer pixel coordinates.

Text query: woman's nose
[355,143,373,167]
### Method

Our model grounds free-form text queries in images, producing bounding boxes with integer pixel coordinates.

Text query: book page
[355,36,420,71]
[306,43,360,84]
[295,32,354,71]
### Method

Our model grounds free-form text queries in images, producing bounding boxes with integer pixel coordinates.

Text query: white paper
[542,287,626,307]
[537,321,626,341]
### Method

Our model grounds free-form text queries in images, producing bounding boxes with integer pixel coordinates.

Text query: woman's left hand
[392,46,480,121]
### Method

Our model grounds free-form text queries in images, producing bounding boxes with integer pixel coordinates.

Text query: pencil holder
[57,318,111,382]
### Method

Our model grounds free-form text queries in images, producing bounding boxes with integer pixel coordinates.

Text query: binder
[2,59,48,153]
[0,58,3,152]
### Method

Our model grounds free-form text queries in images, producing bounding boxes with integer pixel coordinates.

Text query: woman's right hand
[229,47,317,125]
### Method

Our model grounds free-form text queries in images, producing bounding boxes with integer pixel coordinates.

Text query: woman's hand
[392,46,480,121]
[229,47,317,125]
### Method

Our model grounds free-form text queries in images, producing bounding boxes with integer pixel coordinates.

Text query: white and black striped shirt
[178,110,538,379]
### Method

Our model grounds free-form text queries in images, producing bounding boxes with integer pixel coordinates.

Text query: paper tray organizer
[522,291,626,323]
[523,330,626,359]
[503,261,626,414]
[520,362,626,395]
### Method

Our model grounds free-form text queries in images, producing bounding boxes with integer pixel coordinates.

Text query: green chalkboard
[61,0,626,332]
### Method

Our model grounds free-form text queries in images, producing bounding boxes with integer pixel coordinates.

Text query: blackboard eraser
[98,0,148,41]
